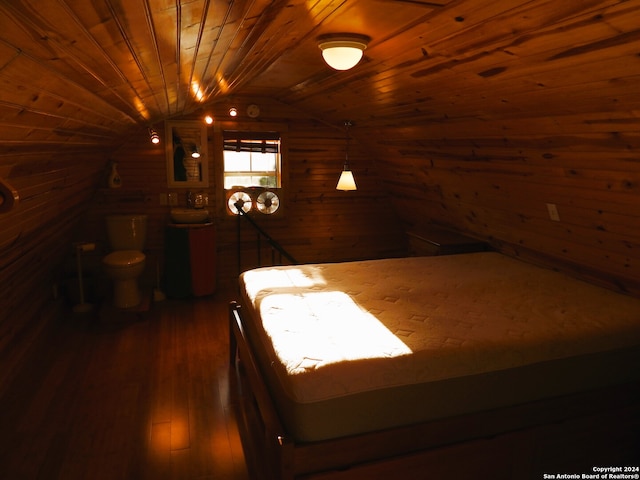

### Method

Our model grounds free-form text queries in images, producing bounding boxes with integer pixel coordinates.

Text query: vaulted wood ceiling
[2,0,637,150]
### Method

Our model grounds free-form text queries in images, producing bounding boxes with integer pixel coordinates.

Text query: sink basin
[170,208,209,224]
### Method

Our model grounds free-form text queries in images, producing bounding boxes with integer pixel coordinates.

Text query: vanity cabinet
[164,223,216,298]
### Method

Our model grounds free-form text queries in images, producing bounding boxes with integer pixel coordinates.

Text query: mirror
[165,120,209,188]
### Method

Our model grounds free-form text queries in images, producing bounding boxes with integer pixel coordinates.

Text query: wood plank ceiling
[3,0,635,149]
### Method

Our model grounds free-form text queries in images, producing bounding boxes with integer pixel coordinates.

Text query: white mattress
[239,252,640,441]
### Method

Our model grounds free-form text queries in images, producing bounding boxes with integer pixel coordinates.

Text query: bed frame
[229,301,640,479]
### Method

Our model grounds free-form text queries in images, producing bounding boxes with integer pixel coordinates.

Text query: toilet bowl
[102,215,147,308]
[103,250,146,308]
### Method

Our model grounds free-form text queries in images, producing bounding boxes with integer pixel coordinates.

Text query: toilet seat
[103,250,145,267]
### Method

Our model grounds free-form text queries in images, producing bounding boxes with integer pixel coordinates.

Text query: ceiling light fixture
[149,127,160,144]
[229,107,238,117]
[318,34,370,71]
[204,115,213,125]
[336,121,357,191]
[191,145,200,159]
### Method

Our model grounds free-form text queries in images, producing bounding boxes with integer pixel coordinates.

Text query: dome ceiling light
[318,34,370,71]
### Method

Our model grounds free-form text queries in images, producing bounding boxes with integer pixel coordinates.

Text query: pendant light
[149,127,160,144]
[336,121,357,191]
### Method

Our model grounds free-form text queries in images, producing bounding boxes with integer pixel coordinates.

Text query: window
[223,130,281,189]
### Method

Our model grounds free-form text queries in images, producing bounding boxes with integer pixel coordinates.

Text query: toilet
[102,214,148,308]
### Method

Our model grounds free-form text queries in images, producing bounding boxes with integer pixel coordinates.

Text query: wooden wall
[0,148,108,392]
[75,98,407,301]
[372,113,640,296]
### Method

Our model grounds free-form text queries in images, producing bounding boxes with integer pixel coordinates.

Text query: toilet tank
[106,214,148,251]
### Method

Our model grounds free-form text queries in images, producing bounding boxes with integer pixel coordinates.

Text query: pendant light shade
[336,121,357,191]
[149,127,160,144]
[336,169,357,191]
[318,34,369,70]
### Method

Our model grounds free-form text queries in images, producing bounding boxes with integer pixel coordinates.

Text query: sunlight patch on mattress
[243,266,328,299]
[259,290,413,375]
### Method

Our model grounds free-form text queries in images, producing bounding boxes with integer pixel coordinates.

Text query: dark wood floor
[0,290,251,480]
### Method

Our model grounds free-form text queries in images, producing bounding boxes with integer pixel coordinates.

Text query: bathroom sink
[170,208,209,224]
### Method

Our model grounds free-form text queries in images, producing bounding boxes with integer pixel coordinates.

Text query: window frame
[222,131,281,189]
[214,121,289,218]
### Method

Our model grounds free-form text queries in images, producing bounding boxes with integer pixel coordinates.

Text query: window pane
[223,135,281,188]
[252,153,276,171]
[224,151,251,171]
[224,176,242,189]
[256,175,276,187]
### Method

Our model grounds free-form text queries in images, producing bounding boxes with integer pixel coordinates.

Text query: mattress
[239,252,640,442]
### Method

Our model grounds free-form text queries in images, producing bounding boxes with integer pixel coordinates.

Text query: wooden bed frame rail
[229,301,640,479]
[229,302,295,477]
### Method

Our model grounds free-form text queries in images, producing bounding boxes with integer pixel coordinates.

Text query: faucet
[186,190,193,208]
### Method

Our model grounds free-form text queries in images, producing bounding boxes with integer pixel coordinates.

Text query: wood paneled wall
[75,98,406,300]
[371,113,640,296]
[0,149,108,392]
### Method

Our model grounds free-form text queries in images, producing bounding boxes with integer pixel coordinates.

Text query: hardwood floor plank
[151,309,174,425]
[0,290,250,480]
[148,421,172,480]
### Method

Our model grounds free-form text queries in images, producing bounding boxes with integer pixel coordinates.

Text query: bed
[229,252,640,479]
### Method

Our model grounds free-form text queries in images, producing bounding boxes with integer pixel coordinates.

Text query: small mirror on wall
[165,121,209,188]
